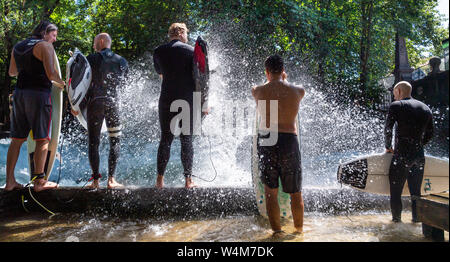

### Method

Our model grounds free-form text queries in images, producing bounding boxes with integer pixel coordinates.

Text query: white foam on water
[143,223,171,237]
[65,235,79,242]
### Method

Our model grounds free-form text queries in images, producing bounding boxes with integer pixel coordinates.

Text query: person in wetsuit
[385,81,434,223]
[71,33,128,189]
[153,23,196,188]
[5,21,64,192]
[252,55,306,237]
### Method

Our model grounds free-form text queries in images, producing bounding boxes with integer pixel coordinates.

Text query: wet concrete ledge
[0,187,409,219]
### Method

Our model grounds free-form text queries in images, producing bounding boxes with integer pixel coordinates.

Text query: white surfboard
[337,153,449,196]
[27,50,63,180]
[66,49,106,132]
[252,112,301,219]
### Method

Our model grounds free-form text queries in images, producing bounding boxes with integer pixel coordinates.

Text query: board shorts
[257,132,302,193]
[10,88,52,140]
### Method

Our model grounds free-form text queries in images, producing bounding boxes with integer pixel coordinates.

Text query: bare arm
[34,42,64,87]
[8,49,18,77]
[298,85,305,100]
[251,86,259,103]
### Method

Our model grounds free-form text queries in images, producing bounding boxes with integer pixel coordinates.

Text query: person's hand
[203,106,211,115]
[386,148,394,154]
[71,108,79,116]
[53,80,65,90]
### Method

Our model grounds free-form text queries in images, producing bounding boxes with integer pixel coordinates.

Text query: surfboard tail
[337,159,369,189]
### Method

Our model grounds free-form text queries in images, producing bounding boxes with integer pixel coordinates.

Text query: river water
[1,39,448,242]
[1,211,447,242]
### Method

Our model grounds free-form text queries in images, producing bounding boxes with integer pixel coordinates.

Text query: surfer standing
[72,33,128,189]
[385,81,434,223]
[153,23,196,188]
[5,21,64,192]
[252,55,305,236]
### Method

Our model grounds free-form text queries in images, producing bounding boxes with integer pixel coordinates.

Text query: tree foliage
[1,0,448,115]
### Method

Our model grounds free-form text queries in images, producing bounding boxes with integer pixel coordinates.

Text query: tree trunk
[1,3,13,128]
[42,0,60,19]
[317,0,332,83]
[359,0,374,98]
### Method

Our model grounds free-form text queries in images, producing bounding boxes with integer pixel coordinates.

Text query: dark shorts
[10,88,52,140]
[257,132,302,193]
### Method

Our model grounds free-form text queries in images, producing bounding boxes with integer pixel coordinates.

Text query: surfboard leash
[54,102,91,204]
[191,124,218,183]
[21,177,56,218]
[338,188,354,222]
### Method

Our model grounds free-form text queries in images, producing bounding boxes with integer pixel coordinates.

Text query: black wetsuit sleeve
[384,103,398,150]
[86,53,96,67]
[423,114,434,145]
[153,50,162,75]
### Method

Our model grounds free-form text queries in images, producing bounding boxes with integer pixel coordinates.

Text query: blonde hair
[168,23,188,38]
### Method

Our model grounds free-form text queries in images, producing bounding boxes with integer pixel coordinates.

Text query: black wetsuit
[85,48,128,179]
[384,97,434,222]
[153,39,194,178]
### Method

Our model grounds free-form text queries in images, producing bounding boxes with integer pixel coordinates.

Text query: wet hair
[264,55,284,74]
[31,21,58,39]
[168,23,188,38]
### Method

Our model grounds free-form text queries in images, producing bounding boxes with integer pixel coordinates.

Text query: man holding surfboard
[385,81,434,223]
[5,21,64,192]
[72,33,128,189]
[252,55,305,236]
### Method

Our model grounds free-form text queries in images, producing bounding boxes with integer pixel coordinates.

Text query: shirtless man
[252,55,305,236]
[5,21,64,192]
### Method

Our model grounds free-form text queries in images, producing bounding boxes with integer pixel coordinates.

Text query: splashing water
[0,37,447,192]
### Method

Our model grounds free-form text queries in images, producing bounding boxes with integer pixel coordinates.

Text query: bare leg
[290,192,304,234]
[156,174,164,189]
[265,185,282,234]
[33,139,58,192]
[5,139,25,191]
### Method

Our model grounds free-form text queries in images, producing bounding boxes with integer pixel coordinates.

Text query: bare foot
[4,181,24,191]
[185,177,197,189]
[85,179,100,189]
[271,230,287,239]
[33,179,58,192]
[293,227,303,235]
[107,177,124,189]
[156,175,164,189]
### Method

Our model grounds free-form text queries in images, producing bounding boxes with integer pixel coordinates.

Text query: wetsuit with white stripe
[85,48,128,179]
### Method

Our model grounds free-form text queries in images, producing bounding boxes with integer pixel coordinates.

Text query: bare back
[252,80,305,134]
